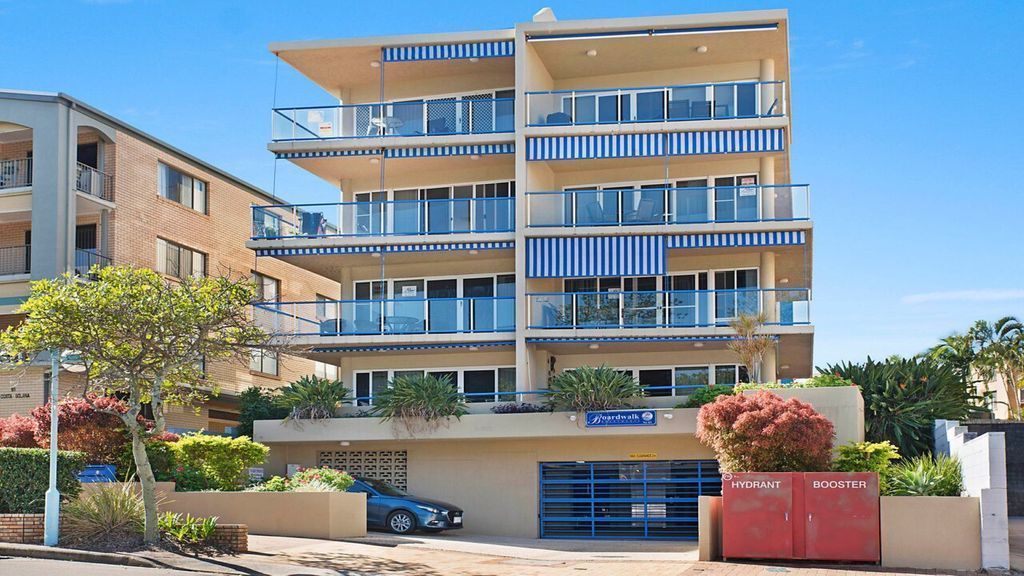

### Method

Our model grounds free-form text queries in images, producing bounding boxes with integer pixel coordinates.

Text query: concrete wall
[966,421,1024,516]
[697,496,722,561]
[880,496,981,570]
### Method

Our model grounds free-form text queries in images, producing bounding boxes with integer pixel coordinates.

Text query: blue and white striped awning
[257,241,514,258]
[526,129,785,161]
[526,335,778,344]
[526,236,665,278]
[314,341,515,354]
[385,143,514,158]
[276,149,381,160]
[667,231,806,249]
[383,40,514,62]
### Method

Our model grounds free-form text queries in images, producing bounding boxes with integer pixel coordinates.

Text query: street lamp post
[43,349,60,546]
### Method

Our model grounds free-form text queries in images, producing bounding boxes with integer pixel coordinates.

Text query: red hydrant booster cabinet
[721,472,880,562]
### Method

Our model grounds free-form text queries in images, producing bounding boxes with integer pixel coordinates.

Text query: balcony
[75,163,113,202]
[0,158,31,190]
[271,97,514,141]
[255,296,515,337]
[525,81,785,128]
[0,245,30,276]
[252,196,515,239]
[527,184,808,228]
[527,288,809,329]
[74,248,112,276]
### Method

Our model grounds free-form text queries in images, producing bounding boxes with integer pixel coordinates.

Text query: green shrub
[275,376,349,421]
[734,374,856,392]
[173,463,219,492]
[246,475,290,492]
[545,365,645,412]
[61,482,144,545]
[238,386,289,437]
[118,439,178,482]
[885,453,963,496]
[158,512,217,545]
[370,373,468,428]
[291,467,354,492]
[173,434,269,491]
[0,447,86,513]
[833,441,900,490]
[681,385,736,408]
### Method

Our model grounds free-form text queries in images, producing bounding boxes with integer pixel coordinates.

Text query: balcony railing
[0,245,31,276]
[526,81,785,127]
[74,248,112,276]
[528,288,809,329]
[252,197,515,239]
[255,296,516,336]
[0,158,32,190]
[527,184,809,228]
[351,383,732,406]
[272,97,515,141]
[75,163,114,201]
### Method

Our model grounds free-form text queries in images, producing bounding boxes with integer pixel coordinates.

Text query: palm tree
[970,317,1024,419]
[928,333,978,388]
[727,313,775,384]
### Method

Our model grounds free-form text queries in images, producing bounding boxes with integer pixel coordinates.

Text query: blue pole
[43,349,60,546]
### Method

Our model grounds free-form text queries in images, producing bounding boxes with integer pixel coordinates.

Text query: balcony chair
[427,117,451,134]
[691,101,712,119]
[300,212,326,236]
[545,112,572,125]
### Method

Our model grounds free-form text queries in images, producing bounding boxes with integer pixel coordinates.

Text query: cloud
[902,289,1024,305]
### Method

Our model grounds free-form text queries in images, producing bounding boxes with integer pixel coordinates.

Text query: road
[0,557,214,575]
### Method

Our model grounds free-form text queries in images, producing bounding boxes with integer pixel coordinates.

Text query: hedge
[0,447,86,513]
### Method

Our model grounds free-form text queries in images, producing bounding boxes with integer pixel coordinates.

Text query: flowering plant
[290,467,354,492]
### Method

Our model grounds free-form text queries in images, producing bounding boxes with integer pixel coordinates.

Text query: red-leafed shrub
[696,391,835,472]
[0,414,39,448]
[32,395,128,464]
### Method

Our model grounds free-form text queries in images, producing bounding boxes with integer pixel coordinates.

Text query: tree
[0,266,271,543]
[727,313,775,383]
[971,317,1024,418]
[32,395,128,464]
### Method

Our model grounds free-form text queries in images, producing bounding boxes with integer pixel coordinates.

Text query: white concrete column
[761,345,778,384]
[759,156,775,220]
[760,251,777,324]
[99,208,110,259]
[759,58,776,114]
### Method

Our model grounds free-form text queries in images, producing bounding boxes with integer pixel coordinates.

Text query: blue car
[347,477,464,535]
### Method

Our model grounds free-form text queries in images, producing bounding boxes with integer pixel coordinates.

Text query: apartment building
[249,8,820,539]
[0,90,339,432]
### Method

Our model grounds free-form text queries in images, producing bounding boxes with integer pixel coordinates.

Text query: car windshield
[360,478,408,497]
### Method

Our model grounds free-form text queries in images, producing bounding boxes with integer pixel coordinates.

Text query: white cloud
[902,289,1024,304]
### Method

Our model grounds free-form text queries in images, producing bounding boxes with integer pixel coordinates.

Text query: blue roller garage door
[539,460,721,540]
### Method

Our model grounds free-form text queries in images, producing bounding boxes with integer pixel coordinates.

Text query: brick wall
[0,513,43,544]
[209,523,248,553]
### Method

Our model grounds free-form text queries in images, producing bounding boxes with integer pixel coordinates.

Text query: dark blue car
[347,477,463,535]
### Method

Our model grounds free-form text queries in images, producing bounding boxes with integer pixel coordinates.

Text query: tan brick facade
[209,523,248,553]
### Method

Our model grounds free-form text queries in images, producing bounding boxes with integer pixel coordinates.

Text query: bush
[172,464,218,492]
[0,447,86,513]
[681,385,736,408]
[238,386,288,436]
[490,402,549,414]
[734,374,857,392]
[885,453,963,496]
[159,512,217,545]
[32,395,128,464]
[291,467,354,492]
[173,434,269,491]
[545,365,645,412]
[696,391,835,473]
[0,413,39,448]
[246,475,290,492]
[61,482,144,546]
[275,376,348,421]
[822,357,986,458]
[370,373,468,428]
[119,438,179,482]
[833,441,900,491]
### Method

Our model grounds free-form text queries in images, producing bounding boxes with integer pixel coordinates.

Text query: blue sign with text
[585,409,657,428]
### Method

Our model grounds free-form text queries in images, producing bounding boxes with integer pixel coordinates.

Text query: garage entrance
[539,460,721,540]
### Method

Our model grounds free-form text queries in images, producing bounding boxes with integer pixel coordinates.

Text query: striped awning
[256,241,514,258]
[526,128,785,161]
[314,341,515,354]
[668,231,806,249]
[526,336,776,344]
[526,236,665,278]
[383,41,514,62]
[275,143,513,161]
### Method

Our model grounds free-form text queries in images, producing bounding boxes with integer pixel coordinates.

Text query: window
[314,362,339,381]
[156,238,206,279]
[354,367,515,405]
[252,272,280,302]
[593,364,749,397]
[250,350,278,376]
[158,163,208,214]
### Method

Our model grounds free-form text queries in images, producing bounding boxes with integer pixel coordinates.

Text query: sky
[1,0,1021,368]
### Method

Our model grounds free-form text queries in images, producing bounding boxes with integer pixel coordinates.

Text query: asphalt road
[0,557,218,576]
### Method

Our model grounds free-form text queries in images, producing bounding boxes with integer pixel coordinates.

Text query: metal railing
[75,163,114,201]
[0,245,31,275]
[252,196,515,239]
[74,249,112,276]
[525,81,785,127]
[527,184,809,227]
[272,97,515,141]
[0,158,32,190]
[255,296,516,336]
[528,288,810,329]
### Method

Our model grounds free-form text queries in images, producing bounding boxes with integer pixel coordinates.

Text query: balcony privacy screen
[275,143,514,160]
[526,236,665,278]
[526,128,785,161]
[382,41,515,62]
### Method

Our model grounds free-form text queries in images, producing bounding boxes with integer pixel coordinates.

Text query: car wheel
[387,510,416,534]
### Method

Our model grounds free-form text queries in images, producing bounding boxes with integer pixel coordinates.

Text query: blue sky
[1,0,1021,368]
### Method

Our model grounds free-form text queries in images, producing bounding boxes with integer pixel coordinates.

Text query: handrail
[0,245,31,276]
[75,163,114,201]
[0,158,32,190]
[349,383,733,405]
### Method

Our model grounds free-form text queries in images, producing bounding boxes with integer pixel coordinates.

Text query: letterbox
[721,472,879,562]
